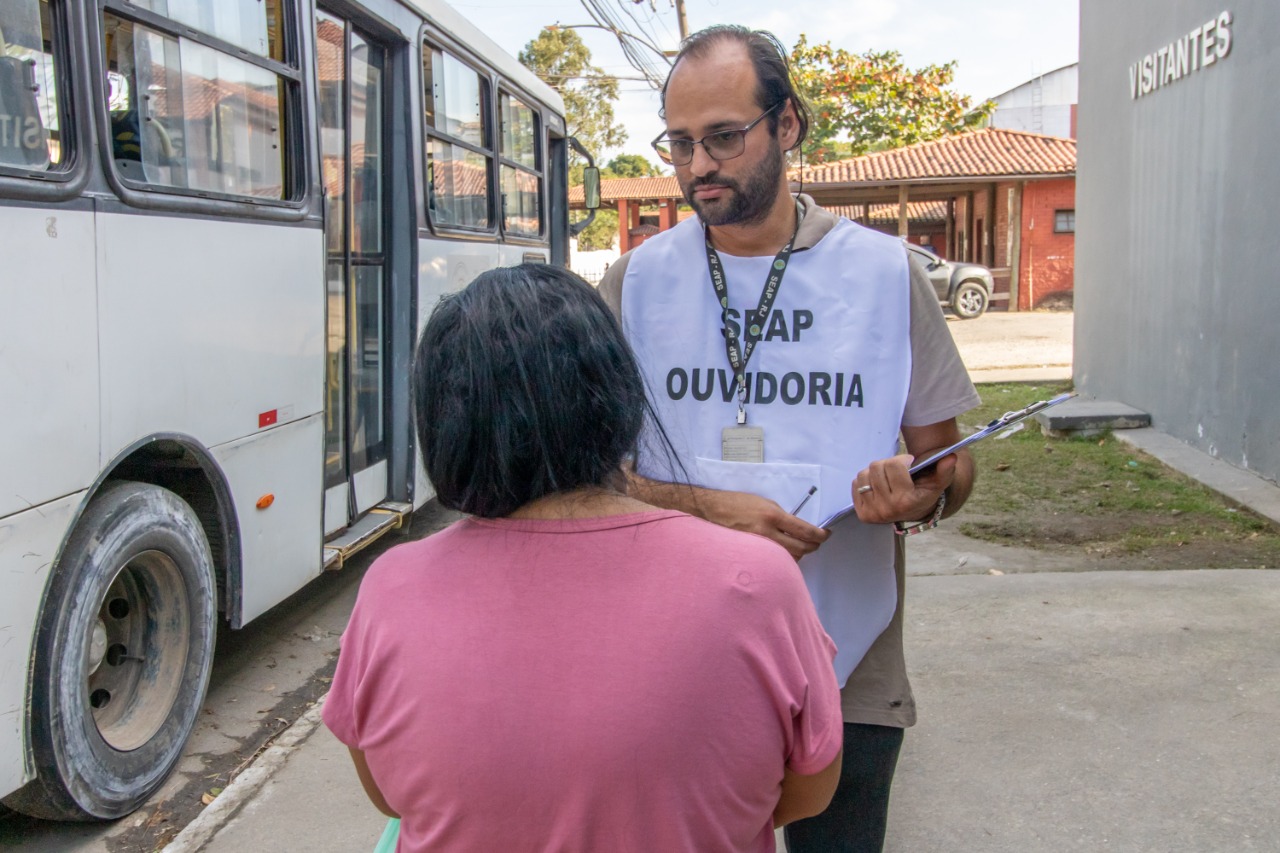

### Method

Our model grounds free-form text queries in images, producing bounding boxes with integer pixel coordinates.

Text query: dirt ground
[911,509,1278,576]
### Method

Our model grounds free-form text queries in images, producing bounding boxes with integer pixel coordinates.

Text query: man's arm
[625,469,830,560]
[851,418,975,526]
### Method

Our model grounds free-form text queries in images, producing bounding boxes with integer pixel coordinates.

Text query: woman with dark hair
[323,264,843,852]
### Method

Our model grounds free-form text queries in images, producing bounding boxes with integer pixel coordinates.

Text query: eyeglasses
[651,101,785,166]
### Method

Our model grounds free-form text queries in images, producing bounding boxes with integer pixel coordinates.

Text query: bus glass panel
[105,14,286,199]
[0,0,62,169]
[129,0,285,62]
[428,139,489,228]
[501,166,540,236]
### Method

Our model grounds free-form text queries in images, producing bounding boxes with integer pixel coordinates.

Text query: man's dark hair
[660,25,811,151]
[413,264,648,518]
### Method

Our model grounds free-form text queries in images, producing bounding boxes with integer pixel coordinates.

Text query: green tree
[606,153,663,178]
[575,208,620,252]
[790,36,995,163]
[520,28,630,250]
[519,27,627,162]
[573,155,668,250]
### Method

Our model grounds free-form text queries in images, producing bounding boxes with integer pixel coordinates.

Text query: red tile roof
[569,175,680,204]
[827,201,948,224]
[795,128,1076,185]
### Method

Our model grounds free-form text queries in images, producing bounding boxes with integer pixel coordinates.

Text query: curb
[162,694,329,853]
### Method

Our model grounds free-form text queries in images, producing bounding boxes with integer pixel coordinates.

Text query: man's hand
[624,468,830,560]
[700,489,831,560]
[852,452,957,526]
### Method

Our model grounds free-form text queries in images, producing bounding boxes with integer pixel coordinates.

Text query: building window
[1054,209,1076,233]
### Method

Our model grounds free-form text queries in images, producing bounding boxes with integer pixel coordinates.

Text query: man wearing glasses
[598,25,979,853]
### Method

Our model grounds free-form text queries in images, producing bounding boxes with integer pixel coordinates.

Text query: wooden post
[984,184,996,268]
[945,198,955,258]
[1009,181,1025,311]
[897,185,909,238]
[965,192,975,262]
[616,199,631,253]
[675,0,689,38]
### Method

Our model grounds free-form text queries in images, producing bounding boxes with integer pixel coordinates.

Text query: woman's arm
[348,747,400,819]
[773,748,843,827]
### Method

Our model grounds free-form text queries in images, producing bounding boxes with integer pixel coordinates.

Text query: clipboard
[818,392,1076,528]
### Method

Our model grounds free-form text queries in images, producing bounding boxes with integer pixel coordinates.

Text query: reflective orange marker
[256,494,275,510]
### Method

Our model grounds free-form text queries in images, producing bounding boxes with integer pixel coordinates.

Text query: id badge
[721,425,765,463]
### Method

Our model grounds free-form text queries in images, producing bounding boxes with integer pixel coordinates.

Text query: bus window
[102,9,292,201]
[0,0,63,170]
[127,0,286,63]
[422,45,491,230]
[499,92,541,237]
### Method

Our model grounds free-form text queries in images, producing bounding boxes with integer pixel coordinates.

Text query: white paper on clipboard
[818,392,1076,528]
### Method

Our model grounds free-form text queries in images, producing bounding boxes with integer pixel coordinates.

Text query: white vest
[623,214,912,684]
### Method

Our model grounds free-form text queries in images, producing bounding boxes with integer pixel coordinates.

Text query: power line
[575,0,673,89]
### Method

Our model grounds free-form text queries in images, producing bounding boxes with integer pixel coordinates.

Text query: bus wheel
[3,482,216,821]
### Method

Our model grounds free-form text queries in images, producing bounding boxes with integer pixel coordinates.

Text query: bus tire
[3,481,217,821]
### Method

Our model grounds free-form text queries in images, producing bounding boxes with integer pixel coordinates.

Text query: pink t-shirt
[324,510,841,852]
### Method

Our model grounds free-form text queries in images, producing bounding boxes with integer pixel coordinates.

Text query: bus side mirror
[582,166,601,211]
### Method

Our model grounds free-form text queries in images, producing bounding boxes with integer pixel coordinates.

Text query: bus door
[316,10,391,535]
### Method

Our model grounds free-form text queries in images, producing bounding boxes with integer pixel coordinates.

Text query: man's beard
[680,137,786,227]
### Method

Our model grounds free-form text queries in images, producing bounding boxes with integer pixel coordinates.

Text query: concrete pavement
[179,565,1280,853]
[166,310,1280,851]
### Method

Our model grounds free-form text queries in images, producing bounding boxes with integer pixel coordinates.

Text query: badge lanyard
[704,221,798,425]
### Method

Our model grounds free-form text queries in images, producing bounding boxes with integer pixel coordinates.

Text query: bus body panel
[96,213,325,461]
[0,0,578,810]
[0,491,86,795]
[410,235,511,507]
[0,207,98,519]
[211,413,326,626]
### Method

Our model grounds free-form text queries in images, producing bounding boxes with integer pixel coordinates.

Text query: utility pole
[674,0,688,40]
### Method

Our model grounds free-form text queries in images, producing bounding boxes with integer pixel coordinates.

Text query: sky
[449,0,1080,162]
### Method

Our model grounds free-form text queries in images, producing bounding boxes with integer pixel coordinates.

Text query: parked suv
[906,243,994,319]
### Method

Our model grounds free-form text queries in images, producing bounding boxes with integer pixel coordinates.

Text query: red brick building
[796,128,1077,311]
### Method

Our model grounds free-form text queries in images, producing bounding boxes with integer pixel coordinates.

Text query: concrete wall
[1077,0,1280,482]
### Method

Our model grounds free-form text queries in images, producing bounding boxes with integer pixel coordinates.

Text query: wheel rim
[85,551,191,751]
[958,288,984,315]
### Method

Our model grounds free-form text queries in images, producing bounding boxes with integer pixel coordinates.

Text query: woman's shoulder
[648,513,807,588]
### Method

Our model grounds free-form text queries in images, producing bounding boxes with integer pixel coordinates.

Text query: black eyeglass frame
[651,100,787,166]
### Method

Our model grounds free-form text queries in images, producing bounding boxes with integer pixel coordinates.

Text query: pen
[790,485,817,515]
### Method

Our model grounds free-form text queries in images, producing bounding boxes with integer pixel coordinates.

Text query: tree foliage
[605,153,663,178]
[574,208,620,252]
[519,27,627,164]
[572,154,666,251]
[790,36,995,163]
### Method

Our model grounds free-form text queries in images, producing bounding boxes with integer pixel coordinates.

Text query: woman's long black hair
[413,263,657,518]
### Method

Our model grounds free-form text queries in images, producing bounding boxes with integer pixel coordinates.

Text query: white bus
[0,0,596,820]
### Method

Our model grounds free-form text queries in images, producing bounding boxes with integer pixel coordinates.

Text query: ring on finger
[857,484,873,494]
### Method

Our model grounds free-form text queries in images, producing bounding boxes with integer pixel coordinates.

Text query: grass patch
[957,382,1280,568]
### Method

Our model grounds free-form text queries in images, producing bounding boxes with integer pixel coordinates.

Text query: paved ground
[25,309,1280,851]
[183,371,1280,853]
[182,308,1280,852]
[947,310,1073,383]
[190,564,1280,853]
